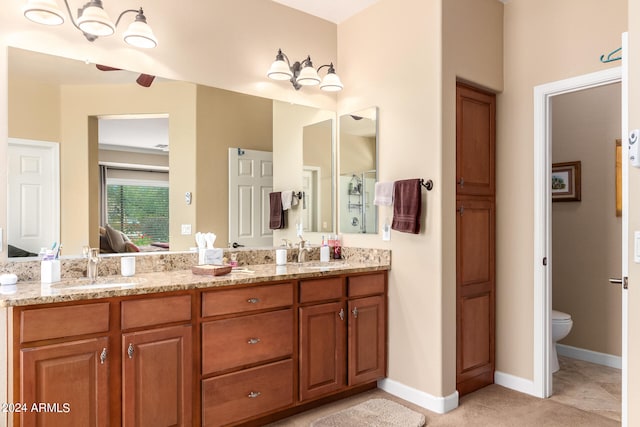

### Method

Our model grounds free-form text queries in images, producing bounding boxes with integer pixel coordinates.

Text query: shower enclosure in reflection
[340,170,376,233]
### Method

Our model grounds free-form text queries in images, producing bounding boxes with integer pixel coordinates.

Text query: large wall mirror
[6,47,336,258]
[339,107,378,234]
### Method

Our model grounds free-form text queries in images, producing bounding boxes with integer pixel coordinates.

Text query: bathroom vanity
[1,260,388,426]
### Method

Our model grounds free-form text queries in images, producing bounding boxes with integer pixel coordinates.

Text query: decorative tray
[191,264,233,276]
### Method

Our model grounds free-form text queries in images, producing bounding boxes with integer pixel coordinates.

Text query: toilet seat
[552,310,571,321]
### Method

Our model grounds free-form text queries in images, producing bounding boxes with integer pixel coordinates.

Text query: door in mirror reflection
[339,107,378,234]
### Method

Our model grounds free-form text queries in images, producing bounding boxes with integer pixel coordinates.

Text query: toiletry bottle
[320,235,330,262]
[333,234,342,260]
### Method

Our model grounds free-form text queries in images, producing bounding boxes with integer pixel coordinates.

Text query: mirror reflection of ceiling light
[267,49,343,92]
[22,0,158,49]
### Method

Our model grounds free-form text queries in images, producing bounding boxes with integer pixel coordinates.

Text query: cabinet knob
[352,307,358,318]
[458,177,465,188]
[127,343,134,359]
[100,347,107,364]
[338,308,345,321]
[247,298,260,304]
[247,391,261,399]
[247,338,261,345]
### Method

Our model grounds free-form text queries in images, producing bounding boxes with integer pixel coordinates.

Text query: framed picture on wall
[551,161,581,202]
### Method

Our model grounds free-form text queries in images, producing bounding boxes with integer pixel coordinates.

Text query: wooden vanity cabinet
[299,272,387,402]
[347,273,387,386]
[14,294,193,427]
[121,294,193,427]
[12,270,387,427]
[17,302,111,427]
[200,282,295,427]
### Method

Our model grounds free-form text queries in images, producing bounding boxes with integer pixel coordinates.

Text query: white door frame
[533,65,622,399]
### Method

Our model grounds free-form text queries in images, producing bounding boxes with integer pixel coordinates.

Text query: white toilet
[551,309,573,373]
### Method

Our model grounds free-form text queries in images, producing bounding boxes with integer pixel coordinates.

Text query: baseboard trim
[556,344,621,369]
[377,378,459,414]
[494,371,537,396]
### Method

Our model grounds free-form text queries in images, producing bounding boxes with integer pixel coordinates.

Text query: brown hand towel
[269,192,285,230]
[391,179,422,234]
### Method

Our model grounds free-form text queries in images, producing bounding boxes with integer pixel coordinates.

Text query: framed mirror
[339,107,378,234]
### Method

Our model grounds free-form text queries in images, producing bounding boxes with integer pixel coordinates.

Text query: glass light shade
[267,59,293,80]
[23,0,64,25]
[320,72,343,92]
[296,65,320,86]
[77,5,115,36]
[123,20,158,48]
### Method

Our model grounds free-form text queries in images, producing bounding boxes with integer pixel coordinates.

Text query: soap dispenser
[320,235,330,263]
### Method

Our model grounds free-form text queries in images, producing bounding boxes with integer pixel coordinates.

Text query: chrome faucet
[297,238,310,263]
[85,247,100,281]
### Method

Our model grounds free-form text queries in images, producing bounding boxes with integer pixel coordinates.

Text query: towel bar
[419,179,433,191]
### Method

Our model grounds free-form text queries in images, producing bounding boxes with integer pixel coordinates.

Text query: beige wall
[99,149,169,168]
[195,85,273,247]
[303,120,333,233]
[498,0,627,380]
[59,81,197,254]
[339,134,375,175]
[551,84,622,356]
[8,79,60,142]
[338,0,446,396]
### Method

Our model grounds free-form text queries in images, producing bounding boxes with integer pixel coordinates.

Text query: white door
[228,148,273,248]
[7,138,60,255]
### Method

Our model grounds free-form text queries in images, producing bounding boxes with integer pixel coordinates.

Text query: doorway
[532,65,624,407]
[549,83,622,421]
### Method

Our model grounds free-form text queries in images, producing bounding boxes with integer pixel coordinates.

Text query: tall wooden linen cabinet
[455,82,496,396]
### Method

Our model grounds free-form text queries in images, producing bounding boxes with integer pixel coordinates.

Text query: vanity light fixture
[22,0,158,48]
[267,49,343,92]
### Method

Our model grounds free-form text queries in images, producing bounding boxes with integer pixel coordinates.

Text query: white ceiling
[271,0,380,23]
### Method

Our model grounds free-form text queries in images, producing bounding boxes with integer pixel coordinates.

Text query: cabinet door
[299,301,346,401]
[122,324,192,427]
[456,83,496,196]
[456,198,495,395]
[348,295,386,385]
[20,337,109,427]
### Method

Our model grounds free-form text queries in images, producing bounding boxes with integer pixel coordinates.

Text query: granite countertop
[0,260,390,307]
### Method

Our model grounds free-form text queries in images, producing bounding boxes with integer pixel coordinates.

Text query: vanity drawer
[201,282,293,317]
[202,359,293,427]
[348,272,386,297]
[299,277,344,303]
[121,294,192,329]
[20,302,110,343]
[201,309,293,375]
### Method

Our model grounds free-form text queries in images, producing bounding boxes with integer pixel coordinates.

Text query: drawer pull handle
[352,307,358,318]
[128,343,134,359]
[247,298,260,304]
[339,308,345,321]
[247,391,261,399]
[247,338,261,345]
[100,348,107,364]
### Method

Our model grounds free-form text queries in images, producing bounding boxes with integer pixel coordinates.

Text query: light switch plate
[634,231,640,263]
[181,224,192,235]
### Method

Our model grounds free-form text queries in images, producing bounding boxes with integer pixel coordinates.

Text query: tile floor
[268,356,621,426]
